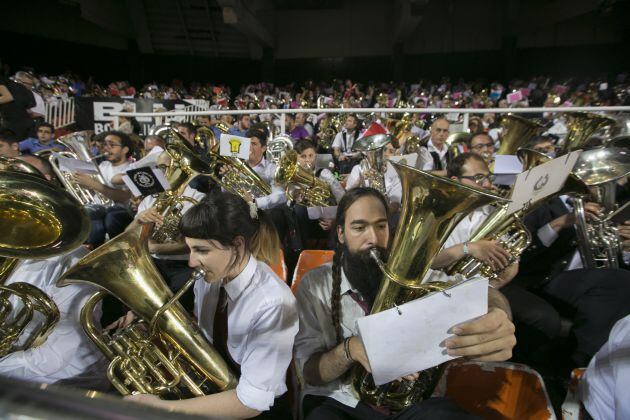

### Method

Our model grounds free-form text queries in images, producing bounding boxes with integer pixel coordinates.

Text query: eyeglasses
[460,173,496,186]
[104,141,122,148]
[471,142,495,151]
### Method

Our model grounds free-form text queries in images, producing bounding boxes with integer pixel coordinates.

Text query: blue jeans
[86,205,134,247]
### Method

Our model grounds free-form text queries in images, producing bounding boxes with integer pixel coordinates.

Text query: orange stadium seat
[291,250,334,294]
[434,360,555,420]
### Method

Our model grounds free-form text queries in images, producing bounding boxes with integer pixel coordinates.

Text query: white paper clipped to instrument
[55,154,99,174]
[357,277,488,386]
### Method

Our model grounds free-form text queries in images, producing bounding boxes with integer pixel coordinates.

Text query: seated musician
[416,117,453,176]
[467,133,496,165]
[73,130,134,248]
[345,140,402,215]
[291,139,345,249]
[294,187,516,419]
[499,137,630,372]
[126,192,298,419]
[428,153,517,287]
[124,151,205,311]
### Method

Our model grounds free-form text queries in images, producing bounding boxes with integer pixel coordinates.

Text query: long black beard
[341,245,388,310]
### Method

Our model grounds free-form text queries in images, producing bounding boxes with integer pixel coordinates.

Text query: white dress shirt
[294,263,366,408]
[194,256,298,412]
[424,205,493,283]
[332,130,358,154]
[318,168,346,203]
[98,160,131,206]
[345,161,402,204]
[420,139,448,171]
[580,314,630,420]
[0,247,108,388]
[137,185,206,260]
[249,157,288,210]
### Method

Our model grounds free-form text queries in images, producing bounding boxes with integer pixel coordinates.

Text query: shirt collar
[339,267,357,295]
[428,139,446,153]
[223,255,257,301]
[251,156,268,170]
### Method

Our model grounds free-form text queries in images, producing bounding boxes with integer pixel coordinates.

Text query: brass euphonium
[48,130,114,206]
[274,150,336,207]
[493,114,544,167]
[352,133,392,194]
[352,162,507,411]
[56,223,238,397]
[571,147,630,268]
[267,135,294,163]
[446,132,471,160]
[0,163,90,356]
[203,126,272,200]
[560,112,617,154]
[150,130,213,244]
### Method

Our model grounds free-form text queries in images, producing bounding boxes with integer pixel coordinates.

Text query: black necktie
[212,287,241,375]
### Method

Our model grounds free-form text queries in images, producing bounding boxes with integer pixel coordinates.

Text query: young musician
[74,131,134,248]
[294,187,516,419]
[126,192,297,419]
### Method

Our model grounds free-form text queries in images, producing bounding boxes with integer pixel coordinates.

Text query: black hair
[103,130,134,158]
[330,187,389,343]
[245,127,268,146]
[526,135,557,149]
[446,152,486,178]
[467,132,492,148]
[36,122,54,132]
[179,192,281,267]
[178,122,196,135]
[294,139,316,154]
[0,129,18,144]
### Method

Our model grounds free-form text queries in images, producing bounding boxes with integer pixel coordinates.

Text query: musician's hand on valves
[137,208,164,228]
[444,307,516,362]
[105,310,136,331]
[469,240,510,270]
[242,191,254,204]
[73,172,98,189]
[617,220,630,251]
[583,202,602,221]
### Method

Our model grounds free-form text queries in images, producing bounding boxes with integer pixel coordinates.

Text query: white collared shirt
[249,157,287,210]
[318,168,346,203]
[345,161,402,203]
[332,130,357,153]
[294,263,367,408]
[424,205,493,283]
[137,185,206,260]
[194,256,298,412]
[580,314,630,420]
[0,247,108,389]
[420,139,448,171]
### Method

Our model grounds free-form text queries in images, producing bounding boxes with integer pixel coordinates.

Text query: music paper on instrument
[55,155,99,174]
[494,155,522,186]
[506,150,581,216]
[357,277,488,386]
[220,134,251,160]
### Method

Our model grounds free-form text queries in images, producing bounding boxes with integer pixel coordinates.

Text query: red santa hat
[359,122,388,139]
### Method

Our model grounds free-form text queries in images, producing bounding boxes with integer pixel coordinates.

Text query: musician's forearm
[92,183,131,202]
[303,342,353,386]
[431,244,465,269]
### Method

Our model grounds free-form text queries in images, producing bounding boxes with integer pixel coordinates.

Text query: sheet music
[55,155,99,174]
[357,278,488,386]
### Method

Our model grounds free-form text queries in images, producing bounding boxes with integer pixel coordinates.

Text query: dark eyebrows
[349,218,388,226]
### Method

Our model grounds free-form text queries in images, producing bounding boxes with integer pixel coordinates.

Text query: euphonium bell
[274,150,336,207]
[352,133,392,194]
[56,224,238,397]
[561,112,617,154]
[0,165,90,356]
[352,162,507,410]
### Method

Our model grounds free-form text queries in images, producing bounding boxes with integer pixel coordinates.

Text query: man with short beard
[294,187,516,419]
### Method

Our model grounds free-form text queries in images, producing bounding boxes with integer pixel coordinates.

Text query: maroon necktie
[212,287,241,375]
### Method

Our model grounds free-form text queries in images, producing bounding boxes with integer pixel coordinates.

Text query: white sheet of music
[357,277,488,386]
[55,155,99,174]
[307,205,337,220]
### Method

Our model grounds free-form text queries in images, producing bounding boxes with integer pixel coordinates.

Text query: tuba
[446,132,471,160]
[48,131,114,206]
[267,135,294,163]
[0,165,90,356]
[150,130,213,244]
[560,112,617,154]
[571,147,630,268]
[274,150,336,207]
[352,133,392,194]
[56,223,238,397]
[495,114,544,158]
[352,162,507,411]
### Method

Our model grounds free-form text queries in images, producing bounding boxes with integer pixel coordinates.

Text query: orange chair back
[291,250,334,294]
[437,361,555,420]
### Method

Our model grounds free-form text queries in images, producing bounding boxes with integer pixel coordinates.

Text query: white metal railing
[45,97,76,128]
[110,106,630,134]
